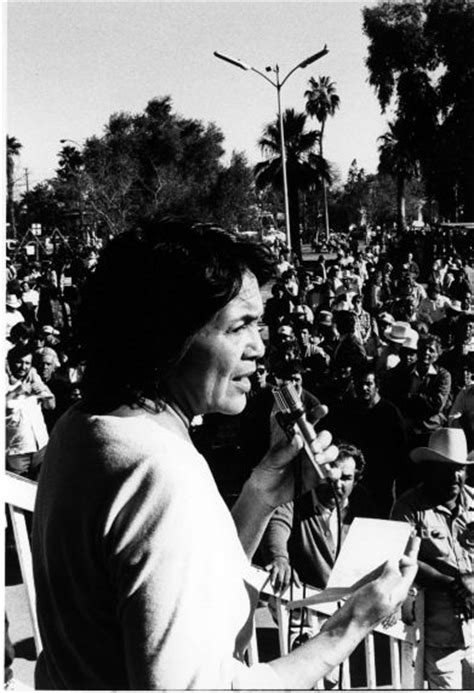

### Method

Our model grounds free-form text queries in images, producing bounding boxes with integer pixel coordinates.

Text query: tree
[212,151,258,232]
[17,182,62,234]
[254,108,329,259]
[340,159,371,228]
[378,119,419,232]
[305,76,340,240]
[71,97,229,237]
[16,97,257,242]
[363,0,474,221]
[52,145,88,235]
[6,135,22,237]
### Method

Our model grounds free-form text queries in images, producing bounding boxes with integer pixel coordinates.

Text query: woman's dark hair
[78,218,275,412]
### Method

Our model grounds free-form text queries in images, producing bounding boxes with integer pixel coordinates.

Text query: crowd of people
[191,230,474,689]
[5,258,85,479]
[194,233,473,500]
[4,224,474,689]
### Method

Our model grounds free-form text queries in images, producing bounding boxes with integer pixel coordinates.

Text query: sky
[6,1,391,195]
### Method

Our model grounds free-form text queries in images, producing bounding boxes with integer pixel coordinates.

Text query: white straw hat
[402,328,419,351]
[6,294,21,309]
[410,428,473,465]
[384,321,412,344]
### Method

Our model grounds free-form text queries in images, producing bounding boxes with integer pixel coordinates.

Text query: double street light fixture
[214,47,329,251]
[59,138,81,147]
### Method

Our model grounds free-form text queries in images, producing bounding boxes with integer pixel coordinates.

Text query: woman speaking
[32,219,418,689]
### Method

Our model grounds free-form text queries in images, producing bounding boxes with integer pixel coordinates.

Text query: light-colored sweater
[32,404,281,689]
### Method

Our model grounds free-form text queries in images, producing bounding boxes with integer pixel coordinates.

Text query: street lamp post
[214,47,329,252]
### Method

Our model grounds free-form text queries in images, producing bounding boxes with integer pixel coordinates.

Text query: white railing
[4,471,42,654]
[5,472,425,689]
[246,564,425,689]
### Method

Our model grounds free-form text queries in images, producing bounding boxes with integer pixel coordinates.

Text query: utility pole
[24,168,30,193]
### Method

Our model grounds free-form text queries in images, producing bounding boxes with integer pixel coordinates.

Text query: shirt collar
[415,364,437,376]
[420,485,472,516]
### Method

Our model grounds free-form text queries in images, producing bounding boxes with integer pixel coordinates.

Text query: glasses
[256,368,267,374]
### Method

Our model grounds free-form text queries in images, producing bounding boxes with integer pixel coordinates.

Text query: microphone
[272,383,327,479]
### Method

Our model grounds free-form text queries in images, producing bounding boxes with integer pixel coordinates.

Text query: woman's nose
[246,325,265,359]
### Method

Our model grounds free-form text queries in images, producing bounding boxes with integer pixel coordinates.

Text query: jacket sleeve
[409,368,452,417]
[259,502,294,564]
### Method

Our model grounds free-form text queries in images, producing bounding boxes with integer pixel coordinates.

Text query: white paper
[326,517,413,589]
[287,517,413,608]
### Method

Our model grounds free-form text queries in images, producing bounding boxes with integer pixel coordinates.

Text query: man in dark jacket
[326,363,407,517]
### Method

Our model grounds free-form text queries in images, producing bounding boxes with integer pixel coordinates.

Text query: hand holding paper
[344,533,420,628]
[288,518,419,617]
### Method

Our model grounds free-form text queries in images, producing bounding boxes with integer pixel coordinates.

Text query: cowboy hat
[410,428,474,465]
[448,300,463,313]
[6,294,21,309]
[401,328,419,351]
[317,311,333,326]
[384,321,412,344]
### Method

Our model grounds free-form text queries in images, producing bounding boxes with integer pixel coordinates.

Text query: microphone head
[272,382,305,415]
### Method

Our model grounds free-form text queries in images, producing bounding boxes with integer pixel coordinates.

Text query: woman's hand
[249,404,339,509]
[342,535,420,630]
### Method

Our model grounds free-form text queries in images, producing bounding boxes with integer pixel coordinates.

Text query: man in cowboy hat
[431,300,465,350]
[6,292,25,339]
[376,320,411,377]
[381,328,419,398]
[391,428,474,689]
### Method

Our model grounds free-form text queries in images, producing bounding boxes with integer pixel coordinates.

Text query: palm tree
[378,120,419,233]
[254,108,330,259]
[305,76,340,241]
[6,135,22,238]
[56,145,83,180]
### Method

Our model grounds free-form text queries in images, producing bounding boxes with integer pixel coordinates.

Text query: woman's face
[165,271,265,417]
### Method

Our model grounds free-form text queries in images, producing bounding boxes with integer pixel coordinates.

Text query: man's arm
[263,503,293,562]
[29,369,56,407]
[261,502,296,594]
[415,560,456,589]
